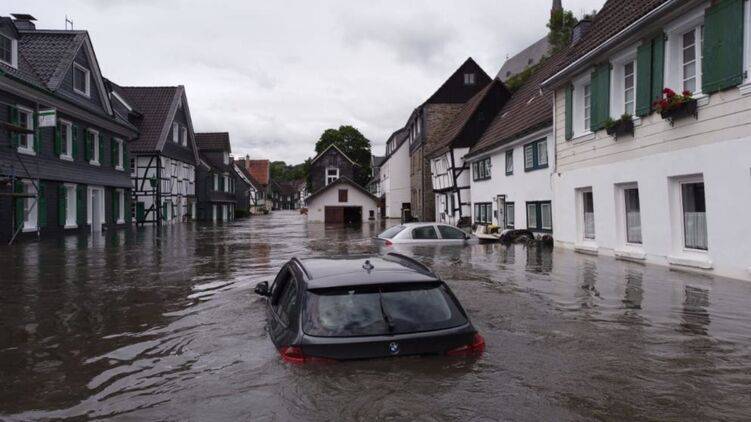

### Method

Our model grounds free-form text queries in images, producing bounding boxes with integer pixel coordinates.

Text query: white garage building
[305,177,381,224]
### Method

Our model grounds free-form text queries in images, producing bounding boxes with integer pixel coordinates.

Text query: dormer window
[73,63,90,97]
[0,33,17,68]
[326,167,339,185]
[463,73,476,85]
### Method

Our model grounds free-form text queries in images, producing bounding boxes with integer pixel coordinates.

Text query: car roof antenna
[363,260,375,272]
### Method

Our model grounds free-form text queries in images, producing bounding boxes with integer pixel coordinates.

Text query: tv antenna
[65,15,74,30]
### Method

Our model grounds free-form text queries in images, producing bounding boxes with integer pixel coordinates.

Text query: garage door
[324,206,362,224]
[324,206,344,223]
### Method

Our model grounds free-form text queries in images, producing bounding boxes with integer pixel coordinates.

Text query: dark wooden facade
[309,145,357,193]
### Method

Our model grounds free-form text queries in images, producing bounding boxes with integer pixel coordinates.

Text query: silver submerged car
[376,223,471,245]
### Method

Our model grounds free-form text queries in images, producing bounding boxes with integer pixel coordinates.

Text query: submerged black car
[254,252,484,363]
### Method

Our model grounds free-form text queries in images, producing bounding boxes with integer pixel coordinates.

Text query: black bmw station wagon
[254,252,484,363]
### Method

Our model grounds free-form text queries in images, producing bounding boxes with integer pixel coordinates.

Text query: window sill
[571,132,595,144]
[17,148,36,156]
[574,241,598,255]
[64,224,78,229]
[667,253,713,270]
[116,166,124,171]
[524,165,549,173]
[22,226,37,233]
[614,246,646,262]
[60,155,74,161]
[116,219,125,224]
[89,161,100,166]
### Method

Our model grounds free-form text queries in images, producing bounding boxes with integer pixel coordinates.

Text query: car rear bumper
[297,324,477,360]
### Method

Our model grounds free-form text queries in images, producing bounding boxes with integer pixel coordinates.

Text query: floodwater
[1,212,751,421]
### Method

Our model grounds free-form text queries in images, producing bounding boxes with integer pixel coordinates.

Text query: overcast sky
[9,0,604,164]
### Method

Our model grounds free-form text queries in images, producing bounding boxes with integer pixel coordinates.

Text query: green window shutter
[54,123,62,156]
[77,185,86,226]
[99,134,106,165]
[14,180,24,230]
[32,111,40,153]
[590,64,611,132]
[58,185,67,226]
[85,132,92,161]
[702,0,744,93]
[72,125,79,159]
[565,84,574,140]
[38,182,47,228]
[651,34,665,107]
[635,41,653,117]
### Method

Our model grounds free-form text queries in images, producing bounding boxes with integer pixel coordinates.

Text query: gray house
[195,132,236,221]
[308,144,358,193]
[0,15,138,243]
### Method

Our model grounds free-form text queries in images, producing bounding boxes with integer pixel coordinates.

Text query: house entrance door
[496,195,506,227]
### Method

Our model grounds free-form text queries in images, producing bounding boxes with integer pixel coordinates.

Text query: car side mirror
[254,281,271,297]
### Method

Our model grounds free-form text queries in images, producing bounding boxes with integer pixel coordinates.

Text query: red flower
[659,99,669,109]
[662,88,676,96]
[682,90,692,97]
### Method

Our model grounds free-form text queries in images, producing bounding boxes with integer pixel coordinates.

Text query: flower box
[605,118,634,138]
[660,98,698,124]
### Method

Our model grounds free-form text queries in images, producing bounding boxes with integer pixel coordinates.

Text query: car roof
[295,253,440,290]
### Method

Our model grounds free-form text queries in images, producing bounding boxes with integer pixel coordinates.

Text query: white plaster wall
[552,135,751,281]
[381,141,410,218]
[307,183,380,223]
[468,130,554,229]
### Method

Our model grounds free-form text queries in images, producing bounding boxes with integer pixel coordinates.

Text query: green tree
[547,9,578,54]
[314,125,372,186]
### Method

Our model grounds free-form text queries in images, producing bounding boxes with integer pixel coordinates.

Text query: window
[583,84,592,130]
[681,26,703,93]
[505,202,515,229]
[624,187,642,244]
[338,189,348,203]
[524,138,548,171]
[326,167,339,185]
[438,225,466,240]
[87,129,100,165]
[73,63,90,97]
[623,61,635,115]
[412,226,438,240]
[58,120,73,159]
[526,201,552,232]
[223,152,229,165]
[472,158,491,181]
[114,138,124,169]
[16,106,34,153]
[474,202,492,224]
[274,274,299,327]
[172,123,179,143]
[20,180,38,231]
[0,33,15,67]
[681,182,707,250]
[62,184,77,228]
[464,73,476,85]
[116,189,125,224]
[181,127,188,146]
[582,190,595,239]
[213,173,219,191]
[505,150,513,175]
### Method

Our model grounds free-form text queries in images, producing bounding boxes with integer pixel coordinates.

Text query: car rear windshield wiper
[378,289,395,333]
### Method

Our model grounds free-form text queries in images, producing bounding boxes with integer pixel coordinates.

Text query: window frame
[523,138,549,172]
[21,180,38,232]
[0,33,17,68]
[16,105,35,155]
[172,122,179,143]
[114,138,124,170]
[473,202,493,225]
[59,119,74,160]
[505,202,515,229]
[664,8,706,97]
[463,72,476,85]
[411,225,439,240]
[526,201,552,232]
[579,188,595,240]
[325,167,339,185]
[571,73,593,138]
[609,46,639,118]
[181,127,188,147]
[72,63,91,97]
[505,150,513,175]
[680,179,708,251]
[63,183,78,228]
[338,189,348,203]
[87,129,100,165]
[472,157,492,181]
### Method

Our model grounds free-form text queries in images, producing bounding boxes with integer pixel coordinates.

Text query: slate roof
[118,86,180,152]
[546,0,670,85]
[497,35,550,81]
[17,30,86,89]
[468,49,568,158]
[426,81,497,158]
[195,132,231,152]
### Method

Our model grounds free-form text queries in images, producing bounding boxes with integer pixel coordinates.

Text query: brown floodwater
[1,211,751,421]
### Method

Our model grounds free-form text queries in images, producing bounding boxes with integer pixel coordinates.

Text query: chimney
[571,18,592,44]
[11,14,36,31]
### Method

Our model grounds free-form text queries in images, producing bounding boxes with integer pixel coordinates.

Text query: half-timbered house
[0,14,138,243]
[115,85,200,225]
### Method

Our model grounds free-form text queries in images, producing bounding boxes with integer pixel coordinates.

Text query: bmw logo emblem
[388,342,400,355]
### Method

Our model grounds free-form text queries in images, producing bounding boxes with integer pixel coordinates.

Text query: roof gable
[305,176,379,204]
[424,57,492,104]
[310,143,359,167]
[427,79,512,158]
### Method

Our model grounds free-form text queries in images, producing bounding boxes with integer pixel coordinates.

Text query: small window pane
[537,141,548,166]
[527,203,537,229]
[541,203,552,230]
[624,188,642,244]
[524,145,534,169]
[0,35,11,64]
[582,191,595,239]
[505,151,513,174]
[505,203,515,228]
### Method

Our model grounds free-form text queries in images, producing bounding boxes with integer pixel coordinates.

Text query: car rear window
[302,283,467,337]
[379,225,406,239]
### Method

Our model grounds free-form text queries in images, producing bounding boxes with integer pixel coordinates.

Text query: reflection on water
[2,212,751,421]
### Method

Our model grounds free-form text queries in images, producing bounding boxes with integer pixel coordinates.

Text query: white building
[428,79,509,227]
[380,128,411,219]
[305,177,380,224]
[543,0,751,281]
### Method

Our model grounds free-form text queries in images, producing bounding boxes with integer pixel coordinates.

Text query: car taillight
[446,333,485,356]
[279,346,336,364]
[384,240,393,246]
